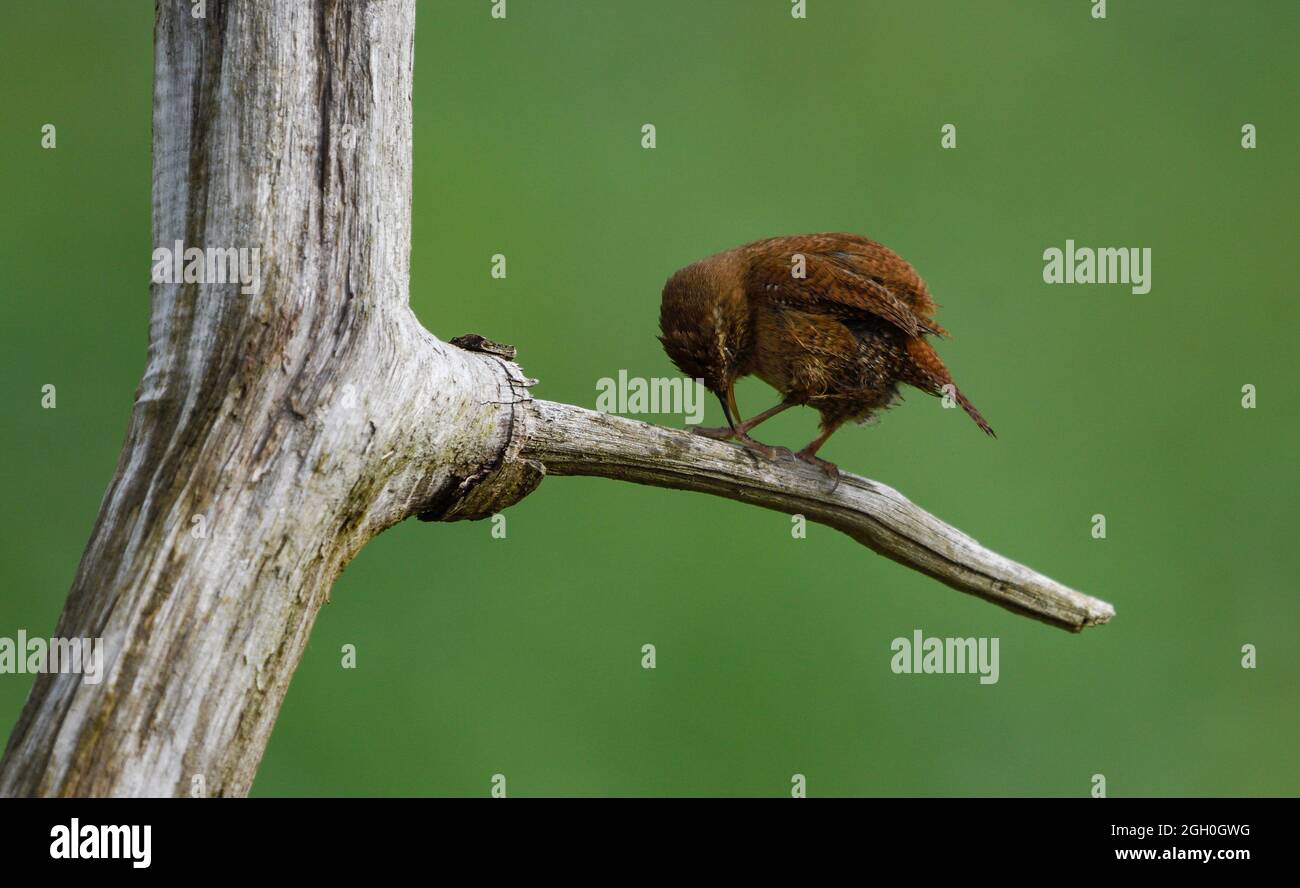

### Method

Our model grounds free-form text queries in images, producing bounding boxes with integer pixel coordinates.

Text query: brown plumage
[658,233,994,478]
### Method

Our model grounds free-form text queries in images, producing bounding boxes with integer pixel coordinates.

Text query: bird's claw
[738,436,794,462]
[692,426,798,465]
[689,425,736,441]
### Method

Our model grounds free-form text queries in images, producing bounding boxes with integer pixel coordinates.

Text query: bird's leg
[694,386,793,461]
[692,396,794,441]
[730,387,795,461]
[795,422,843,485]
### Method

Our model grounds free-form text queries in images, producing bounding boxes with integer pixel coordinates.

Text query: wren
[658,233,994,479]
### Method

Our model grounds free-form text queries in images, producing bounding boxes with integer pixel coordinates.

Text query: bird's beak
[718,382,741,433]
[717,394,736,432]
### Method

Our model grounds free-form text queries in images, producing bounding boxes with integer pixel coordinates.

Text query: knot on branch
[430,456,546,522]
[418,333,543,522]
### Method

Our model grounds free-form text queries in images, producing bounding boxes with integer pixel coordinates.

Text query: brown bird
[658,233,994,480]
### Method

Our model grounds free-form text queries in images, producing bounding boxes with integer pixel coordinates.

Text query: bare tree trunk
[0,1,1111,798]
[0,0,515,797]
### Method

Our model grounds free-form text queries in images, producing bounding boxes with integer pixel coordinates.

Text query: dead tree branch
[515,400,1113,632]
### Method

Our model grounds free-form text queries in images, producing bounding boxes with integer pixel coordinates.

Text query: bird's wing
[744,234,948,338]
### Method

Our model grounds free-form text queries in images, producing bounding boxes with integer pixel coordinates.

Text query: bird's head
[657,259,750,399]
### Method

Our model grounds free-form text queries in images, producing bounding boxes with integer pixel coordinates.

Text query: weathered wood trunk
[0,0,529,797]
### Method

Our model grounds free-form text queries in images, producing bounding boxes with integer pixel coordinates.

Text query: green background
[1,1,1295,796]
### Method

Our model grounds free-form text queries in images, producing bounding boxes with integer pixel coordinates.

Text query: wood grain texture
[0,0,514,797]
[521,400,1114,633]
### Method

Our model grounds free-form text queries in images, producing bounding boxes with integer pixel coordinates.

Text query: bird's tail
[904,337,996,437]
[954,388,996,438]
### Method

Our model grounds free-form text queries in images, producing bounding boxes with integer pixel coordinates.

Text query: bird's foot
[689,424,736,441]
[691,425,794,463]
[737,435,795,462]
[795,450,841,488]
